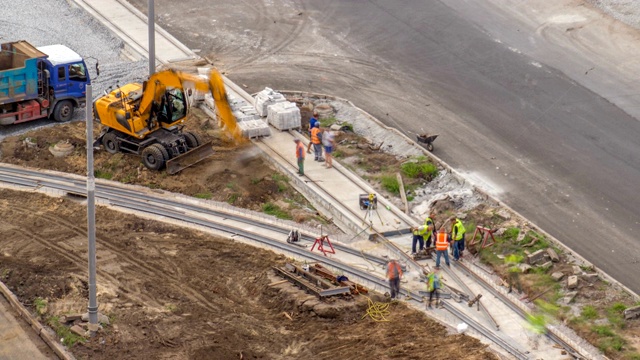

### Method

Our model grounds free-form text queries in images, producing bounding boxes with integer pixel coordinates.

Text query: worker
[451,217,466,261]
[505,254,523,294]
[310,123,324,161]
[423,212,436,248]
[294,138,305,176]
[387,259,403,300]
[434,228,451,269]
[410,224,427,255]
[322,128,335,168]
[306,112,319,154]
[426,267,442,309]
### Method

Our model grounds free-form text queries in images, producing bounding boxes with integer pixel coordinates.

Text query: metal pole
[148,0,155,75]
[86,85,98,326]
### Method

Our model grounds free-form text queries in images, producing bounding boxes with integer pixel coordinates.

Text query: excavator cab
[158,88,186,124]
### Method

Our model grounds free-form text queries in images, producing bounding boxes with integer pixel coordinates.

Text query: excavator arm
[137,69,240,140]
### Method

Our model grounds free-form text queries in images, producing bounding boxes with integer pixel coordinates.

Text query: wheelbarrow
[416,134,438,152]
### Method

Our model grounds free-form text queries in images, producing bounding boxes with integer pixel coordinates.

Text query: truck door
[66,62,87,99]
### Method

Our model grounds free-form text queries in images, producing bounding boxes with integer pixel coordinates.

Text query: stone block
[624,305,640,320]
[582,273,599,284]
[572,265,582,275]
[527,249,546,265]
[567,275,578,289]
[551,272,565,281]
[518,264,532,273]
[538,261,553,270]
[70,325,87,337]
[547,248,560,262]
[562,291,577,304]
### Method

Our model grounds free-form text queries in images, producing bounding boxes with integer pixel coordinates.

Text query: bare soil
[0,112,497,358]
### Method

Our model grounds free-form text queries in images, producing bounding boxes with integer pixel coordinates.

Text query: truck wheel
[102,132,120,154]
[141,144,167,171]
[53,100,74,122]
[183,132,202,149]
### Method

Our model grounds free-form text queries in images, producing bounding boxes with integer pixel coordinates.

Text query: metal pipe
[86,85,98,325]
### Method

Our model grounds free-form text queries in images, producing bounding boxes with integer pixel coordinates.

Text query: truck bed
[0,41,46,105]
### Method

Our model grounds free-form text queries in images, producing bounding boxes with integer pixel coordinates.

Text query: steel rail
[0,165,585,357]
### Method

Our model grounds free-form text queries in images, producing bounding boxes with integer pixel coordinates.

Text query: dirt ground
[0,109,499,358]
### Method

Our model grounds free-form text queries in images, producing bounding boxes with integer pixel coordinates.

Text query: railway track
[0,164,596,359]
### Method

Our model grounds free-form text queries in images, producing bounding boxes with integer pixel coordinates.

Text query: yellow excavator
[93,68,239,174]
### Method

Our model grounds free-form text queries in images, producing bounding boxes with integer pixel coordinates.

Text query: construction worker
[294,138,305,176]
[451,217,466,261]
[434,228,451,269]
[423,212,436,248]
[505,254,523,294]
[306,112,319,154]
[411,224,427,254]
[310,123,324,161]
[387,259,403,300]
[426,267,442,309]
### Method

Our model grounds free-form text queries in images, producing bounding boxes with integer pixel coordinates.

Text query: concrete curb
[0,281,75,360]
[278,90,640,300]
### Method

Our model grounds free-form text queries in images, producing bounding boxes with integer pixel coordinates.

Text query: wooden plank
[396,173,409,214]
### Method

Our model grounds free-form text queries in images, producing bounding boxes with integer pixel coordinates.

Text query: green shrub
[400,161,438,179]
[502,227,520,241]
[262,202,292,220]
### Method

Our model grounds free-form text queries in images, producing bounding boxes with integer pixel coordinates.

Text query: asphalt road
[132,0,640,293]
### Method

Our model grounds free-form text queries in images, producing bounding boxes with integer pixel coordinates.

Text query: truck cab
[0,41,90,125]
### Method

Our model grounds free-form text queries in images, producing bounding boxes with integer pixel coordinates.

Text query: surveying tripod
[362,193,383,227]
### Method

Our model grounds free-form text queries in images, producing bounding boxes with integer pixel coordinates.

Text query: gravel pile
[589,0,640,29]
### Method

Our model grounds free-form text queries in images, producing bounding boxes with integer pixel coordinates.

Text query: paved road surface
[130,0,640,293]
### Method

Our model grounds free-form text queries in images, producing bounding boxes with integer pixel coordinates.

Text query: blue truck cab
[0,40,91,125]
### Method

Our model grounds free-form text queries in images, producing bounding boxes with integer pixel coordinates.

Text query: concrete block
[267,101,301,130]
[238,119,271,138]
[572,265,583,275]
[537,261,553,271]
[567,275,578,289]
[562,291,578,304]
[527,249,546,265]
[551,272,565,281]
[518,264,532,273]
[254,87,287,117]
[582,273,599,284]
[547,248,560,262]
[70,325,87,337]
[624,305,640,320]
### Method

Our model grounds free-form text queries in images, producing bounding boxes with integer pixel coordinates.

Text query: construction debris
[273,263,351,298]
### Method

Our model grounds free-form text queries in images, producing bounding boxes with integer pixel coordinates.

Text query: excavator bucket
[166,141,214,175]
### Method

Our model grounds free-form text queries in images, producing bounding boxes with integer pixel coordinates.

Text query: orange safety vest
[311,127,321,144]
[435,232,449,251]
[295,142,305,159]
[387,261,402,279]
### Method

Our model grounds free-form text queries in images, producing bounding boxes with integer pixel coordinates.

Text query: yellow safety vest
[453,219,465,241]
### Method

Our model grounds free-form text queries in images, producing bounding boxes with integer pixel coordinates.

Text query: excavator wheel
[183,132,202,149]
[141,143,167,171]
[102,132,120,154]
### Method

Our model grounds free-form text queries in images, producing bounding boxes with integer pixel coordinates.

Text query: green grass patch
[34,297,47,316]
[502,227,520,241]
[94,169,113,180]
[271,173,289,192]
[598,335,626,353]
[194,192,213,199]
[262,202,292,220]
[250,177,262,185]
[625,352,640,360]
[592,325,615,337]
[581,305,598,320]
[227,193,239,205]
[319,117,338,127]
[400,160,438,179]
[226,182,237,190]
[333,149,345,158]
[47,316,86,347]
[380,175,400,195]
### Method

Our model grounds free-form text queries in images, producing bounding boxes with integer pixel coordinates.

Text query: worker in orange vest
[310,122,324,162]
[294,138,306,176]
[387,259,403,300]
[434,228,451,269]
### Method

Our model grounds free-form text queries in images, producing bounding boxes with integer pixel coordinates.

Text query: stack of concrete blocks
[254,87,286,117]
[199,80,270,139]
[266,101,302,131]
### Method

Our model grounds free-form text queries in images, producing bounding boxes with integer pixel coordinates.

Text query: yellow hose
[361,296,391,322]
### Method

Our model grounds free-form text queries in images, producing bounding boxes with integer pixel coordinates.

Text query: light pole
[148,0,155,75]
[86,85,98,327]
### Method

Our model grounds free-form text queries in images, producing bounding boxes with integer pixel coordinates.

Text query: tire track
[2,204,224,312]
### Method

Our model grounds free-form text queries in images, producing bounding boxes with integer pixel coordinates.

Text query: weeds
[47,316,86,347]
[94,170,113,180]
[400,160,438,179]
[581,305,598,320]
[380,175,400,194]
[262,202,292,220]
[228,193,239,205]
[194,192,213,199]
[34,297,47,316]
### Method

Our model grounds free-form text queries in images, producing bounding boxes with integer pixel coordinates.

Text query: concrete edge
[278,90,640,300]
[0,281,75,360]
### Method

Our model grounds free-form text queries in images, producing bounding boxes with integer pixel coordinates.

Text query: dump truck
[0,40,92,125]
[93,68,239,174]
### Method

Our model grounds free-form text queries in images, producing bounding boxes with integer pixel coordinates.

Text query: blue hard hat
[314,122,319,128]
